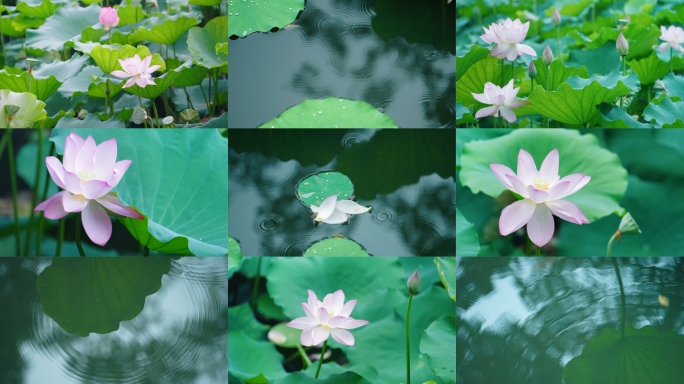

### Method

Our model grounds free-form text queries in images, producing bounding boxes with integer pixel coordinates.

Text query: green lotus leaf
[434,257,456,301]
[88,44,166,75]
[565,41,621,76]
[531,58,590,92]
[420,316,456,384]
[187,16,227,69]
[0,90,47,128]
[256,295,289,322]
[228,332,287,383]
[564,325,684,384]
[516,71,636,126]
[116,4,146,26]
[1,13,44,37]
[660,72,684,100]
[267,322,301,348]
[228,302,269,340]
[643,97,684,127]
[0,71,62,101]
[628,51,671,85]
[259,97,399,128]
[229,0,303,37]
[459,129,628,222]
[456,56,516,112]
[172,78,227,116]
[266,257,405,322]
[54,114,126,128]
[456,45,490,82]
[190,0,222,4]
[58,66,124,99]
[228,234,243,258]
[567,23,659,61]
[176,112,228,128]
[300,362,385,383]
[80,26,106,44]
[456,208,480,256]
[303,238,371,257]
[597,103,651,128]
[547,0,593,16]
[17,0,57,19]
[50,129,228,256]
[123,61,189,100]
[25,4,101,51]
[456,102,476,125]
[372,0,455,54]
[274,372,373,384]
[37,258,172,336]
[128,13,201,45]
[216,42,227,54]
[32,53,91,82]
[296,171,354,206]
[557,175,684,256]
[567,27,620,51]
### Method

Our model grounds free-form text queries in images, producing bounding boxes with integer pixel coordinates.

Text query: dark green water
[228,129,455,256]
[457,257,684,384]
[0,257,227,384]
[228,0,456,128]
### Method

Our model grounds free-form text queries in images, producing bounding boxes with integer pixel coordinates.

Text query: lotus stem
[556,27,561,62]
[251,257,262,311]
[611,258,626,339]
[199,82,210,116]
[75,214,86,257]
[501,59,504,87]
[143,246,149,256]
[314,339,328,378]
[606,232,617,256]
[23,127,43,256]
[137,87,148,128]
[152,99,161,128]
[36,142,55,256]
[405,291,414,384]
[5,129,21,255]
[535,245,541,256]
[56,218,64,256]
[295,343,312,368]
[526,236,531,255]
[671,47,673,73]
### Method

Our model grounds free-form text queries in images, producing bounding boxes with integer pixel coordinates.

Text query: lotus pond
[457,257,684,384]
[0,0,227,128]
[228,256,456,383]
[228,0,456,128]
[457,128,684,256]
[0,257,227,383]
[228,129,456,256]
[1,128,228,256]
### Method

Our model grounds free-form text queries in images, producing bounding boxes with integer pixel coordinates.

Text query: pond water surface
[228,0,456,128]
[0,257,227,384]
[228,129,455,256]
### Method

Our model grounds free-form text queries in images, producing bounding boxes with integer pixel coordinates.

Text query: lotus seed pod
[162,116,174,125]
[132,107,147,124]
[77,109,88,119]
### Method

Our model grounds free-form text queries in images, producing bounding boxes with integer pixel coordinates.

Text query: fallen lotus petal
[310,194,371,224]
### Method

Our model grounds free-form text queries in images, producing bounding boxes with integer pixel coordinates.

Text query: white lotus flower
[311,195,371,224]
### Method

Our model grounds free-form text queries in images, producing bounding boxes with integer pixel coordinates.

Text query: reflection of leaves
[337,129,454,199]
[564,325,684,384]
[37,258,171,336]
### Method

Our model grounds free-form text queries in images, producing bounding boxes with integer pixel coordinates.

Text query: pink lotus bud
[100,7,119,31]
[528,61,537,78]
[407,270,420,294]
[542,45,553,66]
[552,9,561,26]
[616,33,629,56]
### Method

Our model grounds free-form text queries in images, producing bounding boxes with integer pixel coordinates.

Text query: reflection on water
[457,257,684,384]
[228,0,455,128]
[228,129,455,256]
[0,258,227,384]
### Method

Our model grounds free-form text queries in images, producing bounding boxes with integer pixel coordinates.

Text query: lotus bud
[616,33,629,56]
[542,45,553,66]
[552,9,561,26]
[407,270,420,294]
[528,61,537,79]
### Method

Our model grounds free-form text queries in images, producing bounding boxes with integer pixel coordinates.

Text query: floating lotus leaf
[259,97,399,128]
[303,238,371,257]
[37,258,171,336]
[228,0,303,38]
[564,325,684,384]
[295,171,354,206]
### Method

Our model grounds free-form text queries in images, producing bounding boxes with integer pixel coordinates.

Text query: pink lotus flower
[471,79,530,123]
[480,18,537,61]
[658,25,684,53]
[99,7,119,31]
[111,54,161,88]
[287,289,369,346]
[490,149,591,247]
[310,194,371,224]
[34,132,143,246]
